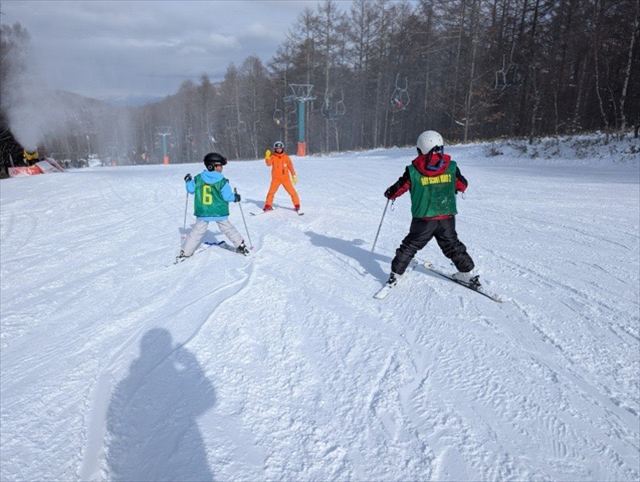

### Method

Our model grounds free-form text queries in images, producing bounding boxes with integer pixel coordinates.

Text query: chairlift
[273,99,284,126]
[283,98,297,118]
[390,73,410,112]
[321,89,346,121]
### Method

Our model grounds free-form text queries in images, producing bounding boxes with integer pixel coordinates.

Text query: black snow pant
[391,216,474,275]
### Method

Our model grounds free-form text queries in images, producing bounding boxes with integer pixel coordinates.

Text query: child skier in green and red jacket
[383,130,478,287]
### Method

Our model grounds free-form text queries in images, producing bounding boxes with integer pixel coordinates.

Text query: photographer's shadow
[305,230,391,282]
[106,329,215,481]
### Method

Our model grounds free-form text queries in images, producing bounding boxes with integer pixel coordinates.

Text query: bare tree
[620,0,639,131]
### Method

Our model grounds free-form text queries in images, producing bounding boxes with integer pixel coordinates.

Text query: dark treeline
[129,0,640,163]
[2,0,639,167]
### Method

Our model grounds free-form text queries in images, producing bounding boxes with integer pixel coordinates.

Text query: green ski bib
[193,174,230,217]
[408,161,458,218]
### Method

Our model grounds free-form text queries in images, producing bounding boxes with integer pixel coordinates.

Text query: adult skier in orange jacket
[263,141,301,212]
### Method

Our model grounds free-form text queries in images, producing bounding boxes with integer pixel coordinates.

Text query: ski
[422,262,503,303]
[203,240,238,253]
[373,262,416,300]
[172,243,217,265]
[205,240,252,256]
[250,209,304,216]
[172,241,241,265]
[373,282,396,300]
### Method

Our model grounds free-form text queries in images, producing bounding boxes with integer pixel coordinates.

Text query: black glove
[234,192,241,203]
[184,173,192,182]
[384,187,394,199]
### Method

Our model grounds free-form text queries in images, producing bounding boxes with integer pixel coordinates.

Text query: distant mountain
[47,90,162,109]
[51,90,108,109]
[100,95,165,107]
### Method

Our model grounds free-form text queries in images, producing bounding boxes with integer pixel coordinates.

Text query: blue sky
[1,0,337,100]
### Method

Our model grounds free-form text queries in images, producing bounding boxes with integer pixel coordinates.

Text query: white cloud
[243,22,283,42]
[207,33,240,50]
[99,37,182,50]
[1,0,320,97]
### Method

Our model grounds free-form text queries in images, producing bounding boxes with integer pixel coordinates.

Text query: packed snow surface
[1,139,639,481]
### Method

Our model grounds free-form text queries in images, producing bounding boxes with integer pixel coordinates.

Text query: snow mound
[481,132,640,167]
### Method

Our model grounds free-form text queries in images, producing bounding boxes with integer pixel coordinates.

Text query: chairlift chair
[321,89,347,121]
[273,99,284,126]
[390,73,410,112]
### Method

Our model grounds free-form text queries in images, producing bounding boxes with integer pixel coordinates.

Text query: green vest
[193,174,230,217]
[408,161,458,218]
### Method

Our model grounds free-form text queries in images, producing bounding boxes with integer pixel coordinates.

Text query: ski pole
[182,191,189,240]
[182,192,189,230]
[371,198,391,254]
[235,188,253,249]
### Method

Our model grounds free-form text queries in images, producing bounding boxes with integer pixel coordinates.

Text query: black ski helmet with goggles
[203,152,227,170]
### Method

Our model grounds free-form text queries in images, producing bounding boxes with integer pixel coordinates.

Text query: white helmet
[416,130,444,154]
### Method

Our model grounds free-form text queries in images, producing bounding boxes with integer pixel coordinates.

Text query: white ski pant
[182,219,243,256]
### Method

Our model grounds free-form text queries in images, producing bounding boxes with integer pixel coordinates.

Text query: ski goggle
[273,142,284,149]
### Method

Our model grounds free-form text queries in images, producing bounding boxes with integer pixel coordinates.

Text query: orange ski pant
[265,176,300,207]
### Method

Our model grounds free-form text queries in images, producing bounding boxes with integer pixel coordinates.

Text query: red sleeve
[386,167,411,199]
[391,179,411,199]
[455,166,468,193]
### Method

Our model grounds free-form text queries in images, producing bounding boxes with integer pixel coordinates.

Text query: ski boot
[452,270,481,288]
[236,242,250,256]
[386,272,402,287]
[263,204,273,212]
[175,250,189,264]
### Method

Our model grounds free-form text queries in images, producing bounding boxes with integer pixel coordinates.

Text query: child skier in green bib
[177,152,249,262]
[383,130,477,288]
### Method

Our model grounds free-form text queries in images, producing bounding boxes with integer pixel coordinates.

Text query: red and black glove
[384,187,395,199]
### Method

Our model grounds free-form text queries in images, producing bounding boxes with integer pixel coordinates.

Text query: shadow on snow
[106,328,215,481]
[304,230,392,283]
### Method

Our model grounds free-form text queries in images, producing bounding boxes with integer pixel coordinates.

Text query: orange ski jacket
[265,151,296,180]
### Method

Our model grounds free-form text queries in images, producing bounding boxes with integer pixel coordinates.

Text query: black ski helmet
[203,152,227,170]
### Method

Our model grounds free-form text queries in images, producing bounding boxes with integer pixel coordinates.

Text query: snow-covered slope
[1,138,639,481]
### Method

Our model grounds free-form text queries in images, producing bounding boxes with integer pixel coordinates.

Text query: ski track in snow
[1,145,639,481]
